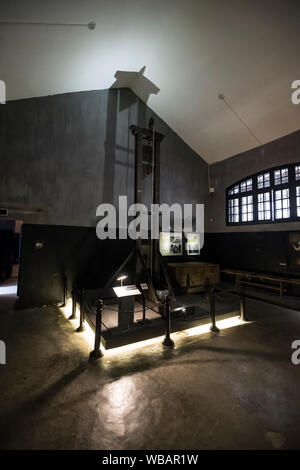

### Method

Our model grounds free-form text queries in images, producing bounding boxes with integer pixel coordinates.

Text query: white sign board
[113,285,141,298]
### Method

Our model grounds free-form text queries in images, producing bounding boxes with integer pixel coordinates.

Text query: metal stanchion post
[76,288,85,332]
[89,300,104,359]
[137,293,150,325]
[239,284,248,321]
[61,275,67,307]
[162,296,174,348]
[69,280,77,319]
[205,277,210,300]
[142,294,146,322]
[209,287,219,332]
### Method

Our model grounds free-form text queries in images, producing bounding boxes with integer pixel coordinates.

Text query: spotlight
[117,275,128,286]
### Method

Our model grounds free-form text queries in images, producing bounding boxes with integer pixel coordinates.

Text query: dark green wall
[1,88,209,307]
[18,224,135,308]
[0,88,209,227]
[208,130,300,233]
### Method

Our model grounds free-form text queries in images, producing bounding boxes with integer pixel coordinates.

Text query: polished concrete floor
[0,284,300,450]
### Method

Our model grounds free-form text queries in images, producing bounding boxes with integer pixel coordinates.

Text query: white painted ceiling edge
[0,0,300,164]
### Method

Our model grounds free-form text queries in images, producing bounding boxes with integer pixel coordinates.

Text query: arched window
[226,162,300,225]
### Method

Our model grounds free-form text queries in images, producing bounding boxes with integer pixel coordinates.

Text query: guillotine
[130,118,165,280]
[95,117,176,333]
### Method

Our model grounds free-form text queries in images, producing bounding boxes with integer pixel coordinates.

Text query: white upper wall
[1,0,300,163]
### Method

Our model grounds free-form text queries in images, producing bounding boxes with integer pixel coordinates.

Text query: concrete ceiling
[1,0,300,163]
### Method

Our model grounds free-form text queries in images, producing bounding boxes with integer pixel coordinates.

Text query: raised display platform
[85,292,239,350]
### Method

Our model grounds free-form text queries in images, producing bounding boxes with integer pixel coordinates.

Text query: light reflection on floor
[2,295,298,450]
[0,285,17,295]
[98,376,139,438]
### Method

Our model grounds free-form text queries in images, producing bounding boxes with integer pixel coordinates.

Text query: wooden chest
[168,262,220,293]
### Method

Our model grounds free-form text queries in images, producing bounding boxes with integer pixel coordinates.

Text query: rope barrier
[102,304,145,314]
[212,285,240,302]
[83,300,112,333]
[82,297,162,337]
[214,286,239,294]
[214,291,238,302]
[101,301,162,316]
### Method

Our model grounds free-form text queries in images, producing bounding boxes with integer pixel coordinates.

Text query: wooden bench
[222,269,300,297]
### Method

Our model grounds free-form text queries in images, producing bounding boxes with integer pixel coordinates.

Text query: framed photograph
[288,232,300,271]
[186,232,201,255]
[159,232,182,256]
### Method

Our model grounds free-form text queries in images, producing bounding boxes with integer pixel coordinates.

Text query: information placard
[113,285,141,298]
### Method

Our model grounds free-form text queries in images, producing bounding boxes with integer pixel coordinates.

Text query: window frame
[228,197,240,223]
[226,162,300,226]
[296,186,300,217]
[257,190,272,222]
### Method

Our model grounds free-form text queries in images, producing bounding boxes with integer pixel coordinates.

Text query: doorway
[0,219,23,310]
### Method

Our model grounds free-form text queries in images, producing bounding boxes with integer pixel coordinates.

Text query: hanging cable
[219,93,263,146]
[0,20,96,29]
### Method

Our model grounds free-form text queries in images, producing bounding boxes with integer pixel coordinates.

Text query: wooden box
[168,262,220,293]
